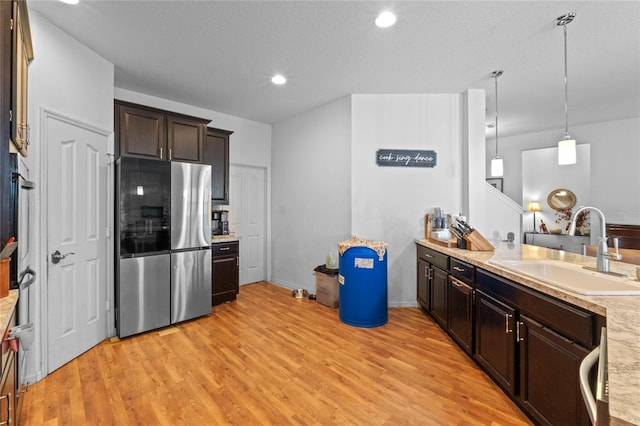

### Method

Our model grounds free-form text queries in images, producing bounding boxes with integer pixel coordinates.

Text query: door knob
[51,250,74,264]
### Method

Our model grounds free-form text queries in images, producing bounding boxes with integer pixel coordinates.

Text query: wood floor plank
[19,282,532,425]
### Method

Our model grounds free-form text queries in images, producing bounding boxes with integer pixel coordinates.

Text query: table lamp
[527,201,542,233]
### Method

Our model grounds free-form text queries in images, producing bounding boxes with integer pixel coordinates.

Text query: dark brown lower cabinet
[430,266,449,328]
[415,244,601,426]
[212,241,239,305]
[1,307,17,426]
[518,314,591,426]
[0,352,16,426]
[447,276,473,354]
[474,289,516,395]
[416,258,430,311]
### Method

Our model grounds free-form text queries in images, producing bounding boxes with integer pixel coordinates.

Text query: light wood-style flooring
[20,282,532,425]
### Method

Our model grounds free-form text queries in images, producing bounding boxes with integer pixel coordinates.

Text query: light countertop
[1,290,19,333]
[211,235,239,243]
[416,239,640,426]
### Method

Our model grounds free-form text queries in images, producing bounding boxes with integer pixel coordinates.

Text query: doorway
[229,165,266,285]
[42,110,112,374]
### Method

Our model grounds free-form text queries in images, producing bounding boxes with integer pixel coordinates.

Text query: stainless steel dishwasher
[579,327,609,425]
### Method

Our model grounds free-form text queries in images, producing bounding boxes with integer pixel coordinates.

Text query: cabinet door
[0,352,16,426]
[212,256,239,305]
[448,276,473,354]
[518,315,591,426]
[416,258,430,311]
[167,116,205,163]
[205,128,232,204]
[475,290,516,395]
[430,266,448,328]
[119,105,166,159]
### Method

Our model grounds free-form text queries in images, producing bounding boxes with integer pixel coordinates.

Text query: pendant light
[490,70,504,177]
[557,13,577,165]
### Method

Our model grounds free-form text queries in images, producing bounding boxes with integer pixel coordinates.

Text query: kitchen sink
[488,260,640,296]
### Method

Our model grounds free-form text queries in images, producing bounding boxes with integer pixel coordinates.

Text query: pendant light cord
[491,70,503,157]
[563,23,569,137]
[557,12,575,138]
[495,73,499,156]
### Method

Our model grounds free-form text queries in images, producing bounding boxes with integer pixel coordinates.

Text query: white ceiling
[28,1,639,137]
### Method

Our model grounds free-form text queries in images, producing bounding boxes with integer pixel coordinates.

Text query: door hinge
[105,227,111,238]
[10,18,14,31]
[106,153,115,165]
[9,109,13,122]
[106,300,110,311]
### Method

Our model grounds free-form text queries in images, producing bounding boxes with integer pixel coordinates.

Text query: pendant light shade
[490,70,504,177]
[558,137,577,165]
[491,157,504,177]
[557,13,577,165]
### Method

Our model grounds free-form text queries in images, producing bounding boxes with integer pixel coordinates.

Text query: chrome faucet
[568,206,622,274]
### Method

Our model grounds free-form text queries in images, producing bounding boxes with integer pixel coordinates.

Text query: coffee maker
[212,211,222,235]
[219,210,229,235]
[212,210,229,235]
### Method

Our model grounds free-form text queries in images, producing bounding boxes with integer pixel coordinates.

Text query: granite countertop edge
[211,236,239,243]
[0,290,19,334]
[415,239,640,426]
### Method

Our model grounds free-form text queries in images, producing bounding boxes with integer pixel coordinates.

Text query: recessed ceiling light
[375,11,396,28]
[271,74,287,85]
[59,0,79,4]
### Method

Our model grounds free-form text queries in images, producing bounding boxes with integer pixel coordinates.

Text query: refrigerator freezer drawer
[171,249,212,324]
[118,254,171,338]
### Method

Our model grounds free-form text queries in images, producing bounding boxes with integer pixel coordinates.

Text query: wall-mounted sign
[376,149,437,168]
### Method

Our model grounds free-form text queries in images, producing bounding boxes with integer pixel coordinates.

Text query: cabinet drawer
[416,245,448,270]
[450,258,475,284]
[212,241,239,257]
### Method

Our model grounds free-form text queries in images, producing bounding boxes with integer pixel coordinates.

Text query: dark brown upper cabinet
[115,100,208,163]
[205,127,233,205]
[10,0,34,157]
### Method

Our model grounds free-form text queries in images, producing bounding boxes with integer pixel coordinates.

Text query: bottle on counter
[539,220,549,234]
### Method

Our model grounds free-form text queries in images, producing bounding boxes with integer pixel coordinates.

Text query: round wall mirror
[547,188,577,211]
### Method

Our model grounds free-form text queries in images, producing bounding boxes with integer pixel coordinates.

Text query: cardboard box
[315,265,339,308]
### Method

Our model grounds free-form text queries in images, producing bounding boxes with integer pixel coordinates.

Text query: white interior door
[229,165,266,285]
[46,113,110,373]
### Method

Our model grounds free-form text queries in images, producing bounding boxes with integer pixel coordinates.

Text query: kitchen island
[416,239,639,426]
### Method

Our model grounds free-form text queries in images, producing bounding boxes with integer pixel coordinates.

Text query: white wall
[351,94,463,306]
[270,96,352,290]
[487,117,640,225]
[25,10,115,384]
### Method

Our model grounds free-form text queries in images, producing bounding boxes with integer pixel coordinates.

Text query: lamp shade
[527,201,542,212]
[491,157,504,177]
[558,138,576,165]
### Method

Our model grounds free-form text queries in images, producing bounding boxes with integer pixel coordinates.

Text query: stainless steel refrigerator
[170,162,212,324]
[116,158,211,338]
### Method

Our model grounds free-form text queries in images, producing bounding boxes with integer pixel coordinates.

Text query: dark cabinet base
[416,243,602,426]
[212,241,239,306]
